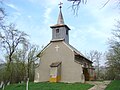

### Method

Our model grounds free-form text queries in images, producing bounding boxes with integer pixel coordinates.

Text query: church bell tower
[50,2,70,44]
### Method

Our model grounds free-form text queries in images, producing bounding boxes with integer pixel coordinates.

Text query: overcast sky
[0,0,120,64]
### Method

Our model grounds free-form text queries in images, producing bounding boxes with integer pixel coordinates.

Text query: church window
[66,30,68,35]
[56,29,59,33]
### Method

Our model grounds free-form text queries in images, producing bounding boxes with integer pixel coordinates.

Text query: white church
[34,4,95,83]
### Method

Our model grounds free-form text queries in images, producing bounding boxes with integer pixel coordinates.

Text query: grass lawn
[105,80,120,90]
[1,82,93,90]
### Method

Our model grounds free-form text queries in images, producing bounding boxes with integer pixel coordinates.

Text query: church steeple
[50,2,70,44]
[57,2,64,24]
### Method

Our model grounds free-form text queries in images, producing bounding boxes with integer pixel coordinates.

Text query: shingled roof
[68,44,92,63]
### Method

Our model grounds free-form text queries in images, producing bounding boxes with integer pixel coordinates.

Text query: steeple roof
[50,3,70,30]
[57,5,64,25]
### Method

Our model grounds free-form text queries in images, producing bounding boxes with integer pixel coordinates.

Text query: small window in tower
[66,30,68,35]
[56,29,59,33]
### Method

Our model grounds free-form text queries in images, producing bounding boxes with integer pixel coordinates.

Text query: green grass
[105,80,120,90]
[1,82,93,90]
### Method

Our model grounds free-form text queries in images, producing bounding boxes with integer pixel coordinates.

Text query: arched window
[56,29,59,33]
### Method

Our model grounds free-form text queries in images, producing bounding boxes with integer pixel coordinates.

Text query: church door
[83,68,89,81]
[49,62,61,82]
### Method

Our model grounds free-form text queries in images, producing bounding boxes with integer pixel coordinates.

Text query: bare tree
[68,0,87,15]
[106,21,120,80]
[0,0,6,28]
[0,24,28,83]
[68,0,120,6]
[67,0,120,14]
[0,24,28,63]
[24,44,39,90]
[94,51,102,80]
[24,44,39,81]
[86,50,102,79]
[0,8,5,27]
[86,50,98,62]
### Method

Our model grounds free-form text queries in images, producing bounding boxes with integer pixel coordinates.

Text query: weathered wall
[34,41,84,83]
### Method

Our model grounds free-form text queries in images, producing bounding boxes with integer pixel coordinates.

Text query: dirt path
[86,81,111,90]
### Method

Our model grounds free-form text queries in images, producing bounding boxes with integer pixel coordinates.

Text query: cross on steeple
[58,2,63,9]
[57,2,64,24]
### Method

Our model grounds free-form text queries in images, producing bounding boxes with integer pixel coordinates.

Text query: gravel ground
[86,81,111,90]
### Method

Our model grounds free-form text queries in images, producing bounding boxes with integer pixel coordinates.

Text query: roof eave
[50,24,70,30]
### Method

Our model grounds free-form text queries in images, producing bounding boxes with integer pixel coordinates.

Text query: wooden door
[83,68,89,81]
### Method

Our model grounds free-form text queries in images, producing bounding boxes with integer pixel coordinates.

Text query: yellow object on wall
[50,76,61,82]
[49,62,62,82]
